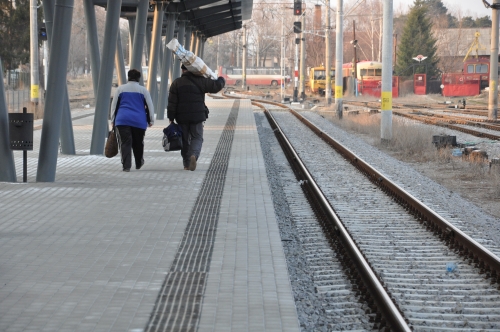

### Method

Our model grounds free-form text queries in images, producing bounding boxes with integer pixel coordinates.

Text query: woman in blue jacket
[111,69,155,172]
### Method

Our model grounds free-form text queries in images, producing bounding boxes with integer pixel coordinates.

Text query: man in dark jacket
[167,64,225,171]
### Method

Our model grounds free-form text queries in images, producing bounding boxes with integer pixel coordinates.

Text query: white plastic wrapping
[166,38,217,79]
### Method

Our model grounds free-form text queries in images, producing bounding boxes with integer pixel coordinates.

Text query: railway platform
[0,97,300,331]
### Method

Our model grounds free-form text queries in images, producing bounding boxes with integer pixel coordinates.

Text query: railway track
[221,92,500,330]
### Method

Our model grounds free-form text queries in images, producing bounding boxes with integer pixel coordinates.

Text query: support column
[130,0,149,86]
[325,0,332,105]
[128,17,135,64]
[200,36,205,57]
[489,0,499,120]
[36,0,74,182]
[333,0,343,117]
[299,12,306,100]
[147,1,165,110]
[30,0,39,104]
[156,13,176,120]
[190,31,197,52]
[146,25,152,67]
[172,20,186,80]
[381,0,393,141]
[115,33,127,86]
[43,0,75,155]
[83,0,101,97]
[184,25,192,52]
[0,59,17,182]
[242,25,247,90]
[89,0,122,155]
[195,34,201,56]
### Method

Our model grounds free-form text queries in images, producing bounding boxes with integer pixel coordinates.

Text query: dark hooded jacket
[167,71,225,124]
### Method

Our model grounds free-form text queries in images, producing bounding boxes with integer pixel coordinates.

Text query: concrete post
[128,17,135,64]
[156,13,176,120]
[83,0,101,97]
[0,59,17,182]
[43,0,76,155]
[333,0,343,117]
[36,0,74,182]
[488,0,499,120]
[381,0,393,141]
[299,12,306,100]
[131,0,149,86]
[147,1,165,110]
[30,0,39,104]
[89,0,122,155]
[325,0,332,105]
[172,20,186,80]
[242,25,247,90]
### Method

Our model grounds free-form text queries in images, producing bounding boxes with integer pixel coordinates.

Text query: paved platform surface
[0,98,300,331]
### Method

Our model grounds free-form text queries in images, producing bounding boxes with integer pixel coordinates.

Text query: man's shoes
[136,159,144,170]
[188,155,197,171]
[184,167,189,170]
[123,168,130,172]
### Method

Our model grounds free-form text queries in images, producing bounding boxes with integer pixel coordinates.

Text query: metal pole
[131,0,148,86]
[147,2,165,109]
[83,0,101,97]
[128,17,135,64]
[43,0,75,155]
[23,107,27,183]
[115,33,127,86]
[381,0,393,141]
[281,14,284,101]
[293,16,299,102]
[242,25,247,90]
[89,0,122,155]
[36,0,75,182]
[325,0,332,105]
[333,0,343,116]
[172,20,186,80]
[0,58,17,182]
[156,13,176,120]
[489,0,499,120]
[299,11,306,100]
[30,0,39,105]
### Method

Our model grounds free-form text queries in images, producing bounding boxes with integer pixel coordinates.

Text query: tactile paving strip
[145,100,239,332]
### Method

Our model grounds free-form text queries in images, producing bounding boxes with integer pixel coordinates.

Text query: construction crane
[463,31,487,62]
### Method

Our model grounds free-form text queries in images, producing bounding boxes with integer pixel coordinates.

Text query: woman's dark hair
[128,69,141,82]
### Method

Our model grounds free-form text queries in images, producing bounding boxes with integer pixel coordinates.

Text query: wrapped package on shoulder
[166,38,217,80]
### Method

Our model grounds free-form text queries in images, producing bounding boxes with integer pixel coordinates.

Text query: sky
[393,0,492,17]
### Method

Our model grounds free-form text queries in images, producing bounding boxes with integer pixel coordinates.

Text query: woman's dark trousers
[116,125,145,170]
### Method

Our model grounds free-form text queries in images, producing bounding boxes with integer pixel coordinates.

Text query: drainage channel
[145,100,239,332]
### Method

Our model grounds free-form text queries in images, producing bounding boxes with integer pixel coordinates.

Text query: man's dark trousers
[116,125,145,170]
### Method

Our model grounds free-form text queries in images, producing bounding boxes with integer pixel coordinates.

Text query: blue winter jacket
[111,81,155,130]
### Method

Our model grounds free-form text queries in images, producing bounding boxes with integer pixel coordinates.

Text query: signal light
[293,22,302,34]
[39,24,47,41]
[294,1,302,15]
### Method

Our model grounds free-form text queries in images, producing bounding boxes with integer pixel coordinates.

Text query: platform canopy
[94,0,252,38]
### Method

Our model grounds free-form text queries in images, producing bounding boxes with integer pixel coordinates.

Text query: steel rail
[220,92,500,282]
[252,101,412,332]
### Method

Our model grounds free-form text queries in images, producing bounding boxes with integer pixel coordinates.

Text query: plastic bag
[166,38,217,79]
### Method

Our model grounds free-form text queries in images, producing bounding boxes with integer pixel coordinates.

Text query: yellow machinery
[305,66,335,95]
[463,32,487,62]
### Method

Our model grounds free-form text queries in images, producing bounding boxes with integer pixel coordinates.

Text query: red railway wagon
[342,61,399,98]
[441,58,494,97]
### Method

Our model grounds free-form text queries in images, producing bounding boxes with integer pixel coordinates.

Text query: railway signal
[293,22,301,34]
[293,0,302,15]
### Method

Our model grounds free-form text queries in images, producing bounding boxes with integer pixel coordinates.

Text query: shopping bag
[105,127,118,158]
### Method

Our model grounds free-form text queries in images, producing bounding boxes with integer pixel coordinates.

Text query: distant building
[434,28,496,73]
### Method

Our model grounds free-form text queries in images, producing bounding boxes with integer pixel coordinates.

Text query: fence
[3,71,44,114]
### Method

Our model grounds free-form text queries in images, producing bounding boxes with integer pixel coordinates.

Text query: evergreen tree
[395,0,439,78]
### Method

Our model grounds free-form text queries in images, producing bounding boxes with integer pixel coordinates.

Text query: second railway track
[241,93,500,331]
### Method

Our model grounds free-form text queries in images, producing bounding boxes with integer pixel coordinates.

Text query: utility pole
[353,20,357,79]
[293,0,302,102]
[281,14,285,101]
[242,25,247,90]
[325,0,332,105]
[489,0,499,120]
[30,0,39,105]
[333,0,343,117]
[299,11,306,100]
[381,0,393,142]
